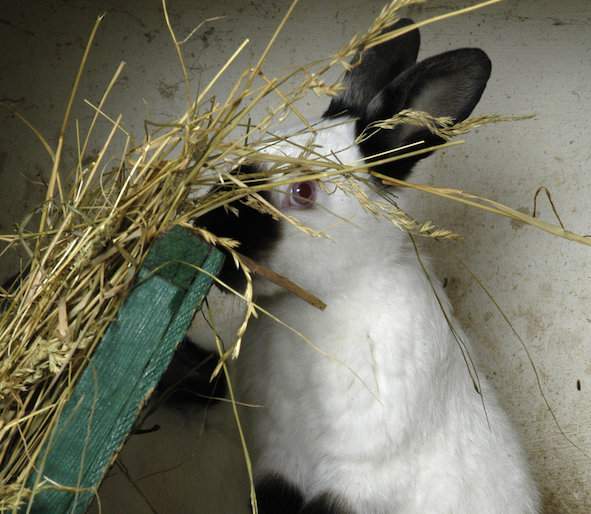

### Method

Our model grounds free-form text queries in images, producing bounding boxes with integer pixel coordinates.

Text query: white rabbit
[194,18,539,514]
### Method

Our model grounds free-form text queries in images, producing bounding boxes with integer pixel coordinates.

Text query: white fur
[223,119,541,513]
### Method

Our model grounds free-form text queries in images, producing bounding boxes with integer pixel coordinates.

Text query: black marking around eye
[196,164,281,291]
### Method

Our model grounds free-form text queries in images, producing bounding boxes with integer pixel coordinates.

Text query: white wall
[1,1,590,512]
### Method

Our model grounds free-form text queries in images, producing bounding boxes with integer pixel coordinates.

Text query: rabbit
[192,18,540,514]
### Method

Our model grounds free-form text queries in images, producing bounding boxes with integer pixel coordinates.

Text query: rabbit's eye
[289,181,316,208]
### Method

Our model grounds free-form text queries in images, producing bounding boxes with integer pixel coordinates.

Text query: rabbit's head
[200,19,491,297]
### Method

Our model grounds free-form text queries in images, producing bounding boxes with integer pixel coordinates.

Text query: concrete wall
[1,1,590,512]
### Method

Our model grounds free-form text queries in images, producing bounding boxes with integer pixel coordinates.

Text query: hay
[0,0,588,511]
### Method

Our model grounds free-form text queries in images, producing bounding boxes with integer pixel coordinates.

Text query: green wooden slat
[23,226,224,514]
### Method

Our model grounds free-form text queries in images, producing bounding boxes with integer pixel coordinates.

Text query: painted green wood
[24,226,224,514]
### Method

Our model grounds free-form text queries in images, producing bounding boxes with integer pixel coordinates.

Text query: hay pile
[0,0,588,512]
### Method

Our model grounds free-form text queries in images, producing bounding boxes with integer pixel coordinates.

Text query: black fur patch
[323,110,425,182]
[323,97,353,120]
[356,48,491,181]
[355,116,433,181]
[156,337,225,405]
[324,17,490,183]
[321,17,424,181]
[255,474,305,514]
[323,18,420,120]
[196,164,281,291]
[300,493,355,514]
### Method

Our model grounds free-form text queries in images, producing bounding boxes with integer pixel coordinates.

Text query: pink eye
[290,181,317,208]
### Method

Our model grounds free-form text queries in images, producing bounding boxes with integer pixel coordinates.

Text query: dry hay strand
[0,0,588,511]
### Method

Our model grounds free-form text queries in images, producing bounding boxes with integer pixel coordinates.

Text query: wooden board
[24,226,224,514]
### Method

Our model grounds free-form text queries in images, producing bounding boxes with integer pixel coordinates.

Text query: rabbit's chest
[237,270,450,447]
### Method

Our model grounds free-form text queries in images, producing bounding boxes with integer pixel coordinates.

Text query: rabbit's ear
[358,48,492,180]
[324,18,420,118]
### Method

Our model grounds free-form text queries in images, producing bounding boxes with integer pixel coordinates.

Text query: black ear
[324,18,420,118]
[358,48,492,180]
